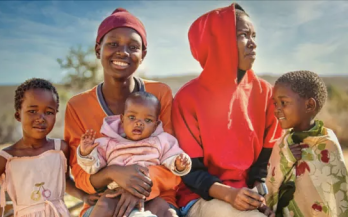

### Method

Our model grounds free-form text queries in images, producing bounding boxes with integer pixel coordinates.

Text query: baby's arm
[61,140,100,206]
[162,153,192,176]
[158,132,192,175]
[77,129,107,174]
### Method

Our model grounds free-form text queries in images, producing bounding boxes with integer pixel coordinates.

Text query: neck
[237,68,246,83]
[102,76,136,102]
[292,119,315,132]
[20,136,48,149]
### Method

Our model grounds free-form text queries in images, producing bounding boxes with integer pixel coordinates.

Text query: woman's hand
[106,188,144,217]
[225,187,264,211]
[107,164,153,199]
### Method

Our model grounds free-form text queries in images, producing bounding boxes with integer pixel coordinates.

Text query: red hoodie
[172,3,282,207]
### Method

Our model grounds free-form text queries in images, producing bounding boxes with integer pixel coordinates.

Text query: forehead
[274,83,299,98]
[103,27,142,43]
[22,89,57,106]
[236,15,255,30]
[125,98,157,114]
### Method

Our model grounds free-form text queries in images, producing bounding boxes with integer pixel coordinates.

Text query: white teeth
[112,61,128,66]
[278,117,285,120]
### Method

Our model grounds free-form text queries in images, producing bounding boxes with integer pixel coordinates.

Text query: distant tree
[57,46,102,90]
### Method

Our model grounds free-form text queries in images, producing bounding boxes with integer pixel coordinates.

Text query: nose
[248,37,257,49]
[116,45,129,57]
[36,113,46,123]
[135,120,144,127]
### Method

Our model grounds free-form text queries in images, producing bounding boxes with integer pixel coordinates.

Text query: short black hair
[125,91,161,117]
[14,78,59,112]
[235,3,249,21]
[275,70,328,112]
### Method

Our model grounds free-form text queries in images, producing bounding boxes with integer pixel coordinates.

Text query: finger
[117,196,130,217]
[115,195,125,217]
[106,191,122,198]
[129,181,150,198]
[88,129,93,140]
[235,199,254,211]
[240,194,262,210]
[124,199,137,217]
[264,209,272,216]
[137,199,144,212]
[243,188,264,202]
[91,142,100,149]
[92,130,96,140]
[90,195,101,200]
[137,165,150,178]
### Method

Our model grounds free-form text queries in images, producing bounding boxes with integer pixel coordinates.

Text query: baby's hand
[175,153,190,172]
[80,129,99,156]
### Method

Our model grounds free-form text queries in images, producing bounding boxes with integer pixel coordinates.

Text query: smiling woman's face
[96,27,144,81]
[236,14,257,71]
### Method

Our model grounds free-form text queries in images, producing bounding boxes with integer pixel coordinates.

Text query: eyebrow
[237,28,250,32]
[27,105,55,110]
[278,96,289,99]
[107,36,141,44]
[146,114,156,119]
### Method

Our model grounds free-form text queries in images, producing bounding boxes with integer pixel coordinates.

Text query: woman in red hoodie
[172,3,282,217]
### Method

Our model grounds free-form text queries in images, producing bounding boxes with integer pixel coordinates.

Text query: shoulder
[143,79,171,91]
[174,78,199,101]
[255,77,273,91]
[66,85,98,107]
[143,79,172,97]
[320,127,341,150]
[59,140,69,155]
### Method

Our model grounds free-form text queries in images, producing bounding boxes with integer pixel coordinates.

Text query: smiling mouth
[111,61,129,69]
[278,117,286,120]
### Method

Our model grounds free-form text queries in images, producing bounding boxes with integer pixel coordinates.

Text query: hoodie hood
[100,115,164,141]
[188,3,253,89]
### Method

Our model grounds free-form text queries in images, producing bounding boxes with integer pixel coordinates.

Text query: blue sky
[0,1,347,85]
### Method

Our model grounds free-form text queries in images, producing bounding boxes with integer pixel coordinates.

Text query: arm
[247,88,282,188]
[0,156,6,177]
[77,147,100,175]
[172,92,264,211]
[61,140,99,205]
[162,153,191,176]
[64,102,99,193]
[157,84,174,135]
[77,136,109,175]
[172,94,222,200]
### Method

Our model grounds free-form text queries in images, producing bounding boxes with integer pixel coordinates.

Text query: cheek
[130,52,142,63]
[237,38,247,54]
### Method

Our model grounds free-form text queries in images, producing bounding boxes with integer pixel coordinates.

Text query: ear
[120,114,124,124]
[306,98,317,113]
[155,120,160,128]
[141,49,147,60]
[14,111,21,122]
[95,43,101,59]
